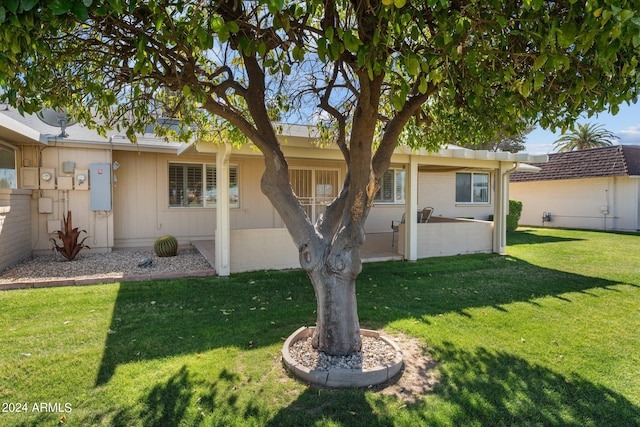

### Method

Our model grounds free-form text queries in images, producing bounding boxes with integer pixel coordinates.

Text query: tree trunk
[296,218,363,355]
[308,268,362,355]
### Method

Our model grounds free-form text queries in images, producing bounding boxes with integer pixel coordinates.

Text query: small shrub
[154,234,178,257]
[50,210,90,261]
[507,199,523,232]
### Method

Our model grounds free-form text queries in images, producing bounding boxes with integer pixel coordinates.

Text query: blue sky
[525,101,640,154]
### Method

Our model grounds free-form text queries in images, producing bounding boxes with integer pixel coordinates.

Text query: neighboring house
[510,145,640,231]
[0,105,547,274]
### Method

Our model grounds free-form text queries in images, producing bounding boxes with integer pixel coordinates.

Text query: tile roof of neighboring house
[510,145,640,182]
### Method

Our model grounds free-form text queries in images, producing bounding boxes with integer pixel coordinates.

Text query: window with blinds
[375,169,405,204]
[206,165,239,208]
[169,163,238,208]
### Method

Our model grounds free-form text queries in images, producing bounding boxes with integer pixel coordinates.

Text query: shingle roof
[510,145,640,182]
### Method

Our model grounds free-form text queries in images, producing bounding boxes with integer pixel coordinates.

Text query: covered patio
[208,142,546,275]
[191,232,403,274]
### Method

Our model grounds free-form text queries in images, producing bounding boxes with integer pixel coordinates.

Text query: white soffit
[0,111,47,144]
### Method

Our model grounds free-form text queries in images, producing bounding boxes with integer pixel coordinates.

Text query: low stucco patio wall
[397,219,494,258]
[230,228,299,273]
[0,189,32,271]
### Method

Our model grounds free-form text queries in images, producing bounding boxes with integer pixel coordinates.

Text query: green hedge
[507,199,523,232]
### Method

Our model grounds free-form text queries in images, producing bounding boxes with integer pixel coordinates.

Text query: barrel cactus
[154,234,178,257]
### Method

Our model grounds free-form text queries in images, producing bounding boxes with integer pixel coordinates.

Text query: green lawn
[1,227,639,426]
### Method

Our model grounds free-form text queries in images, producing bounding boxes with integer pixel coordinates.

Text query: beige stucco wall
[397,220,494,258]
[0,189,32,270]
[111,151,349,248]
[419,171,495,220]
[510,176,639,231]
[230,228,299,273]
[18,144,114,254]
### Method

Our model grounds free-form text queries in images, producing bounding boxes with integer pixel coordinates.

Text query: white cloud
[618,125,640,145]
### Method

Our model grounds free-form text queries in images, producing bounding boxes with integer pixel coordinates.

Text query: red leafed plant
[50,210,90,261]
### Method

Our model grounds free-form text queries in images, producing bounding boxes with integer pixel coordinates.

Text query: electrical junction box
[74,168,89,190]
[38,197,53,214]
[47,219,62,234]
[39,168,56,190]
[89,163,112,211]
[57,176,73,190]
[21,167,39,189]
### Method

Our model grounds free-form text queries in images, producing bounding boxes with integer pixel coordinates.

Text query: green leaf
[406,56,420,76]
[611,104,619,115]
[211,16,225,32]
[258,41,267,57]
[5,0,18,14]
[47,0,73,15]
[292,45,305,61]
[71,2,89,21]
[343,31,361,52]
[394,0,406,8]
[618,9,634,23]
[532,53,548,71]
[533,72,544,91]
[0,7,5,22]
[418,77,428,94]
[557,22,577,48]
[518,79,531,98]
[21,0,40,12]
[392,92,404,111]
[226,21,239,33]
[183,85,191,97]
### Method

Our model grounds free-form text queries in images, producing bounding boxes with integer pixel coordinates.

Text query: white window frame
[455,172,490,204]
[375,168,405,204]
[0,144,17,189]
[168,162,239,208]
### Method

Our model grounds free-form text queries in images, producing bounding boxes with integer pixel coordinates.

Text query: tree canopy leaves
[1,0,638,149]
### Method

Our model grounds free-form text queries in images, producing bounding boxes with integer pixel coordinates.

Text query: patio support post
[493,162,511,254]
[404,155,419,261]
[215,143,232,276]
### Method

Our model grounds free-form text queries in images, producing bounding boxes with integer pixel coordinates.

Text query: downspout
[494,162,519,254]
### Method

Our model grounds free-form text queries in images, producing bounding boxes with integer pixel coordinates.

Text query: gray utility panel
[89,163,112,211]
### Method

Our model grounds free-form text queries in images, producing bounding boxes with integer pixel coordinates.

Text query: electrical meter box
[21,167,39,189]
[74,168,89,190]
[39,168,56,190]
[89,163,112,211]
[57,176,73,190]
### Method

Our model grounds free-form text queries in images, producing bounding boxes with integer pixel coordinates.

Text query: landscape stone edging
[0,269,217,291]
[282,326,404,388]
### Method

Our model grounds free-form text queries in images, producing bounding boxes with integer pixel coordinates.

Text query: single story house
[510,145,640,231]
[0,105,547,275]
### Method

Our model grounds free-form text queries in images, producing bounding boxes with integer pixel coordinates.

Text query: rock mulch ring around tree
[282,326,438,396]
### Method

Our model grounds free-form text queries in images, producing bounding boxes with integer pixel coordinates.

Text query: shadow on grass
[95,270,315,385]
[506,229,585,246]
[89,252,640,425]
[96,253,634,385]
[266,342,640,426]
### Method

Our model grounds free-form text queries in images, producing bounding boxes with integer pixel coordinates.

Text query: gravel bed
[289,335,398,371]
[0,246,212,284]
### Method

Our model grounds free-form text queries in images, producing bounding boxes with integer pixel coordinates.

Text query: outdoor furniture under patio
[391,209,433,247]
